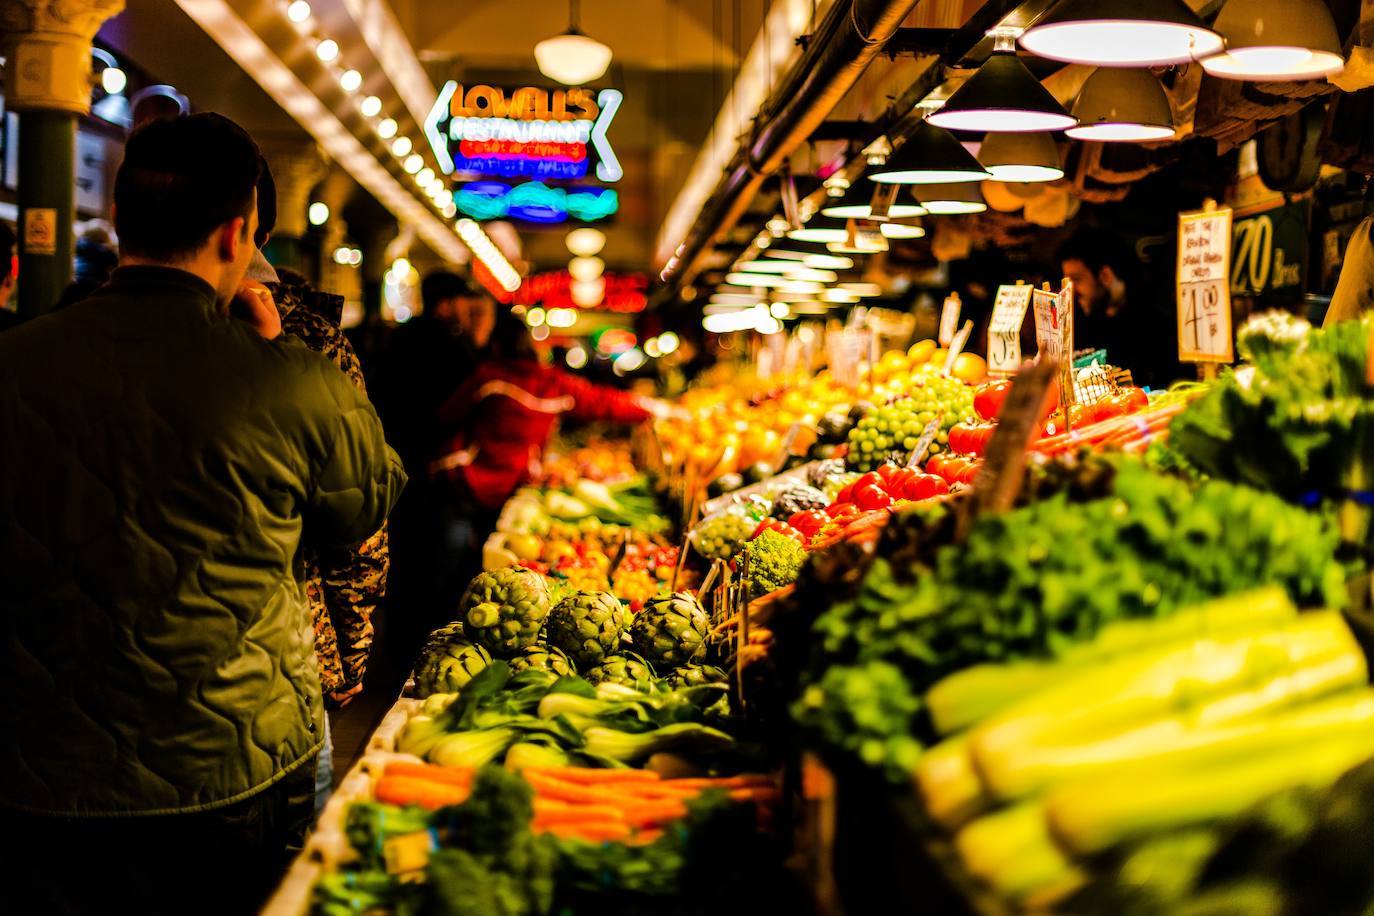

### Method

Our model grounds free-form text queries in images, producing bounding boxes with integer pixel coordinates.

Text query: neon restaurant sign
[455,180,618,224]
[425,83,623,183]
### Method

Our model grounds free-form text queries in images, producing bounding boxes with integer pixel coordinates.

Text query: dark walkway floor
[327,686,399,785]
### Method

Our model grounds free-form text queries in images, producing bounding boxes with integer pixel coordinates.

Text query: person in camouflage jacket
[270,272,389,706]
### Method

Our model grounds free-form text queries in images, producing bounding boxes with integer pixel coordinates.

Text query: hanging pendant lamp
[535,0,613,85]
[786,215,861,244]
[1202,0,1344,81]
[763,246,857,270]
[978,131,1064,182]
[870,119,991,185]
[1065,68,1175,141]
[912,183,987,215]
[821,182,927,220]
[927,31,1077,133]
[879,221,926,239]
[1020,0,1224,67]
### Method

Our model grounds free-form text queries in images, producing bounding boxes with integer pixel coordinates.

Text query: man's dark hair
[1058,229,1134,278]
[421,270,480,312]
[114,113,262,262]
[0,222,14,283]
[255,157,277,250]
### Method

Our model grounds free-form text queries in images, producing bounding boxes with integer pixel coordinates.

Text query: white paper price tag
[1177,206,1235,363]
[1033,288,1067,365]
[987,284,1032,375]
[939,293,962,347]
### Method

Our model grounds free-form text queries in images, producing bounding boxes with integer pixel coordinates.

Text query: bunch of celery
[910,592,1374,908]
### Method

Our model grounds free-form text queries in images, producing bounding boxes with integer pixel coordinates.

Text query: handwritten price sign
[1177,206,1235,363]
[987,284,1033,376]
[1032,285,1072,366]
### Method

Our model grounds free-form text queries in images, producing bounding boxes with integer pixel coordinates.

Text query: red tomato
[973,379,1012,422]
[902,473,941,501]
[835,482,856,504]
[948,423,972,455]
[926,453,949,478]
[853,484,893,512]
[789,509,829,537]
[876,464,900,484]
[927,474,950,496]
[774,524,807,545]
[750,519,780,540]
[1115,387,1149,413]
[886,467,919,497]
[1090,398,1126,424]
[827,502,860,520]
[958,461,981,485]
[965,423,994,457]
[941,457,972,484]
[855,471,886,492]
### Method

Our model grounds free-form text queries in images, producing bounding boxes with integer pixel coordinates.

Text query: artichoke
[412,629,493,698]
[545,591,631,668]
[629,592,709,668]
[665,663,728,690]
[460,567,552,657]
[507,645,577,678]
[583,651,657,688]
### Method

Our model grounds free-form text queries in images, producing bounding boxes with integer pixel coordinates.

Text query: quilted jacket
[0,267,406,817]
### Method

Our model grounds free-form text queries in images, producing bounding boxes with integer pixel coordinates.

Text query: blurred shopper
[250,165,391,815]
[0,221,19,332]
[1326,215,1374,326]
[0,113,405,915]
[431,313,657,561]
[376,272,494,666]
[53,222,119,310]
[1059,231,1180,388]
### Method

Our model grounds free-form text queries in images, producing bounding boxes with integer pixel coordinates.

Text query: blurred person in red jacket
[430,313,658,580]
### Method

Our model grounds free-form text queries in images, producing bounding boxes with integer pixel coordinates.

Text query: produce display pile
[274,313,1374,916]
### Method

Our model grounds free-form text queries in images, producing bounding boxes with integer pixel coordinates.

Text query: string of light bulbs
[276,0,521,292]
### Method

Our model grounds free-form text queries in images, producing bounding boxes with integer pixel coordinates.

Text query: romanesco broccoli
[745,529,807,599]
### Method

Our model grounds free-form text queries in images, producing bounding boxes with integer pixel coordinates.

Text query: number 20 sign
[1176,205,1235,363]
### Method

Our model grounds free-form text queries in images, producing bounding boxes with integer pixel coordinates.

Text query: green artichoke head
[506,644,578,678]
[583,651,657,688]
[545,591,631,668]
[628,591,710,668]
[460,566,552,657]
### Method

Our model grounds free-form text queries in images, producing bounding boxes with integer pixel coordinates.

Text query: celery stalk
[1046,726,1374,856]
[925,587,1297,737]
[914,735,991,831]
[974,653,1369,803]
[955,802,1079,901]
[970,612,1363,800]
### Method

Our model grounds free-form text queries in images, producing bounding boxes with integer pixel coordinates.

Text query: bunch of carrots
[1032,399,1193,458]
[374,761,778,844]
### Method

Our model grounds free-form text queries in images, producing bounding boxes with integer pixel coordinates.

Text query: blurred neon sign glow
[455,181,619,224]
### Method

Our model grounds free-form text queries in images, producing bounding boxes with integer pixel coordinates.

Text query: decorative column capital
[0,0,125,113]
[256,135,328,240]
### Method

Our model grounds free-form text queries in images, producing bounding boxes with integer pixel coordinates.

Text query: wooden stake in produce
[958,358,1060,539]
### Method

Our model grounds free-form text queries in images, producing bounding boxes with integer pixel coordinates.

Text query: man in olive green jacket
[0,114,406,914]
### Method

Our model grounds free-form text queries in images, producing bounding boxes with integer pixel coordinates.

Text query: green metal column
[16,109,76,318]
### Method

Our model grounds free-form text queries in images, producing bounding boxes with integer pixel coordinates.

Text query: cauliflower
[745,529,807,599]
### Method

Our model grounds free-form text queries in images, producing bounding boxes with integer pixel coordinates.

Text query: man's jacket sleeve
[307,394,408,549]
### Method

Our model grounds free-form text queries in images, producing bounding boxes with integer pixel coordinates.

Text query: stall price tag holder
[1177,203,1235,364]
[939,292,962,347]
[1032,286,1068,366]
[987,283,1033,376]
[906,414,945,468]
[942,319,974,376]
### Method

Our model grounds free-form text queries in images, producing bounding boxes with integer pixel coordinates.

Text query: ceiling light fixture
[1020,0,1223,67]
[735,260,800,274]
[783,267,839,283]
[1202,0,1344,81]
[912,182,987,215]
[377,118,398,139]
[360,95,382,117]
[785,216,857,244]
[566,227,606,256]
[870,118,991,185]
[928,28,1077,133]
[979,131,1064,182]
[1066,68,1175,141]
[879,221,926,239]
[535,0,613,85]
[315,39,338,62]
[339,69,362,93]
[821,182,927,220]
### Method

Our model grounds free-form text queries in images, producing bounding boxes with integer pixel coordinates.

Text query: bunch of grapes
[845,375,976,473]
[690,512,757,561]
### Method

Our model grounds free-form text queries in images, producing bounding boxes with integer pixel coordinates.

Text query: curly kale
[791,661,924,782]
[745,529,808,599]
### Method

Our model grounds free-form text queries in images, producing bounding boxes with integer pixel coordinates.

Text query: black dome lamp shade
[869,118,991,185]
[927,30,1077,133]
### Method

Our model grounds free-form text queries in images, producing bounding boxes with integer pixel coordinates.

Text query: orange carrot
[375,775,469,809]
[728,787,781,803]
[618,800,689,828]
[532,803,625,825]
[384,761,473,787]
[536,821,634,842]
[525,766,661,784]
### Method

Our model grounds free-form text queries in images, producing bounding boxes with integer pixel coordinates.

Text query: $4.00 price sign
[1177,205,1235,363]
[987,284,1033,375]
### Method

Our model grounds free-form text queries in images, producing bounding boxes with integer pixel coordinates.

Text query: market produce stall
[267,305,1374,916]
